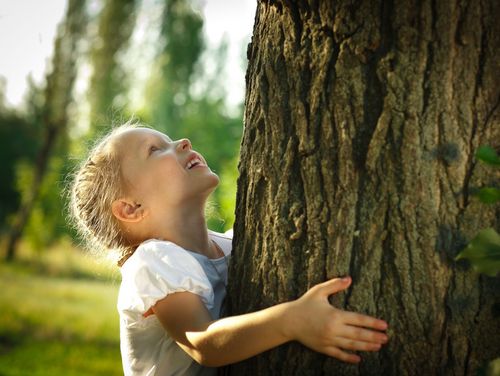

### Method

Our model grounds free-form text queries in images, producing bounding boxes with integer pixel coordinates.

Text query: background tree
[0,79,42,234]
[228,0,500,374]
[88,0,137,134]
[148,0,205,132]
[4,0,87,260]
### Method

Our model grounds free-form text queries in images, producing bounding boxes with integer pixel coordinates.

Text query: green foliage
[474,187,500,205]
[218,156,240,230]
[0,80,43,232]
[176,97,242,176]
[455,228,500,277]
[0,114,41,231]
[14,157,70,251]
[456,145,500,276]
[472,145,500,205]
[476,145,500,167]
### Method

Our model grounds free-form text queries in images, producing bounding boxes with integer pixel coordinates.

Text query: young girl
[69,123,389,375]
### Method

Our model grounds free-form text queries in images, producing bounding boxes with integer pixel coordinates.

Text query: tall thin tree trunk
[5,0,86,261]
[88,0,137,135]
[228,0,500,374]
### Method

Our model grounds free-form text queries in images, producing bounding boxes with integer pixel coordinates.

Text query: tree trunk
[227,0,500,374]
[5,127,58,261]
[88,0,137,135]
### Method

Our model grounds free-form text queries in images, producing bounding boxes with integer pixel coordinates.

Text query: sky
[0,0,257,108]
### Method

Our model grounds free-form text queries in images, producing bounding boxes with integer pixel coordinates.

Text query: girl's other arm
[152,277,389,367]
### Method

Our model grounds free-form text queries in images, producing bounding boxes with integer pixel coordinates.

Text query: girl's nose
[176,139,192,152]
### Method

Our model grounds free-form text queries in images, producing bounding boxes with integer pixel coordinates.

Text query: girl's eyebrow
[139,134,171,154]
[138,137,156,155]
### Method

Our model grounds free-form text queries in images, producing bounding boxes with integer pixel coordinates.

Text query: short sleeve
[118,240,214,314]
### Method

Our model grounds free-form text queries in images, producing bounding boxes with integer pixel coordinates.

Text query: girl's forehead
[116,128,172,144]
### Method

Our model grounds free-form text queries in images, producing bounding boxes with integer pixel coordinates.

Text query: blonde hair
[68,122,142,266]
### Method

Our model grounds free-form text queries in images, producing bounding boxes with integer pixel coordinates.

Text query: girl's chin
[207,171,220,186]
[208,177,220,192]
[198,172,220,193]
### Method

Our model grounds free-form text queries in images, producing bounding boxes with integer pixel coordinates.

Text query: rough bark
[228,0,500,374]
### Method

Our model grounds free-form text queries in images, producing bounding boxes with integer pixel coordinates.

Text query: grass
[0,240,123,375]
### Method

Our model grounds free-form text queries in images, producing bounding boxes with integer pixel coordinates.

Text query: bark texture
[228,0,500,374]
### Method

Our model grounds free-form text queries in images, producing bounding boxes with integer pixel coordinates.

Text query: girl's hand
[286,277,389,364]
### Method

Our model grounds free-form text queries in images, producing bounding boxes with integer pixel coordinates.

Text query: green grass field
[0,240,123,375]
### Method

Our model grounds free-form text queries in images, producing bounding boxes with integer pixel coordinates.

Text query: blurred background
[0,0,255,374]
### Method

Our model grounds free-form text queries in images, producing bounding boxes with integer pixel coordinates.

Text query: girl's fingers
[315,277,352,296]
[323,346,361,364]
[342,311,388,331]
[338,324,389,344]
[334,336,382,352]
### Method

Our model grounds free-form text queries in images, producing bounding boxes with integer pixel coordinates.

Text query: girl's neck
[152,204,216,258]
[169,215,210,254]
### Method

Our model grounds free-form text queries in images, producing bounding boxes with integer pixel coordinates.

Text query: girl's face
[114,128,219,214]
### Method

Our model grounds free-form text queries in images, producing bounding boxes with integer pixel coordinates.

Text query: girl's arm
[152,277,389,367]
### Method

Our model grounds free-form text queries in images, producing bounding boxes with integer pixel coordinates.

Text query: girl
[69,123,389,375]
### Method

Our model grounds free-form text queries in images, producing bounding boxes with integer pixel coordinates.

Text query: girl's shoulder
[118,238,215,314]
[134,238,182,260]
[121,239,197,274]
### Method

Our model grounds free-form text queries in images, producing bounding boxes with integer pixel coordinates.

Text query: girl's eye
[149,145,159,154]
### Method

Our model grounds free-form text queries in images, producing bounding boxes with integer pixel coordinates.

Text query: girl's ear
[112,199,144,223]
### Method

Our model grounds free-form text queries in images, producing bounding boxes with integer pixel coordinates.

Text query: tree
[227,0,500,374]
[88,0,137,135]
[0,79,42,232]
[4,0,87,260]
[148,0,205,133]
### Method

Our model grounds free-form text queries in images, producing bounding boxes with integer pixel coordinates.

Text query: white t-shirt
[117,230,232,376]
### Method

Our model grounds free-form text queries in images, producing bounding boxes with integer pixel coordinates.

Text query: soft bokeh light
[0,0,256,108]
[0,0,66,106]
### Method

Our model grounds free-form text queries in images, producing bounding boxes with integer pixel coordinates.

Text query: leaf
[476,146,500,167]
[473,187,500,204]
[455,228,500,277]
